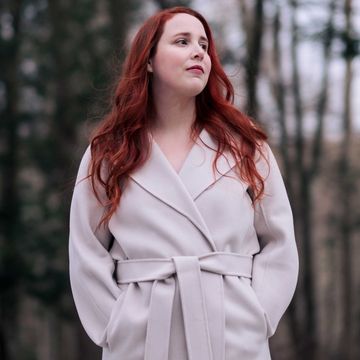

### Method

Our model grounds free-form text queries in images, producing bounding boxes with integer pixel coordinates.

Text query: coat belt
[115,252,253,360]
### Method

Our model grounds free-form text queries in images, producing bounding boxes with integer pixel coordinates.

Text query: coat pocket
[105,283,129,351]
[245,280,272,338]
[104,281,154,358]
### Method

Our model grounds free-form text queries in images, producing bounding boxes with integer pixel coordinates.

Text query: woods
[0,0,359,359]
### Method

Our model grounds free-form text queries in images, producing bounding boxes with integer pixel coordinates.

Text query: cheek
[205,56,212,73]
[154,52,184,77]
[166,51,187,70]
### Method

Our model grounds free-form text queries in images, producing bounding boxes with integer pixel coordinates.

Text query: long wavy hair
[89,6,267,227]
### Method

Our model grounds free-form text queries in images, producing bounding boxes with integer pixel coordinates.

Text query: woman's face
[148,13,212,99]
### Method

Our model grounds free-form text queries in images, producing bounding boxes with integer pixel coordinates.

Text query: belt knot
[115,252,253,360]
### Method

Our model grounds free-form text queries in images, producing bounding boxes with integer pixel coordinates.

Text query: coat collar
[129,129,236,250]
[178,129,237,200]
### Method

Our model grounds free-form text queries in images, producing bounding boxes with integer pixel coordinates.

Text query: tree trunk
[271,4,294,203]
[0,1,23,359]
[243,0,264,119]
[289,0,317,357]
[153,0,191,10]
[108,0,138,62]
[270,5,301,358]
[309,0,335,177]
[338,1,354,357]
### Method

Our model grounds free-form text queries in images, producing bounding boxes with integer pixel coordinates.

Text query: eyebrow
[172,32,209,43]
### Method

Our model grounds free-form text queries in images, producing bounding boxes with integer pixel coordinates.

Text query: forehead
[162,13,207,38]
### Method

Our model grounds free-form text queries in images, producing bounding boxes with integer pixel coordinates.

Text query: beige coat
[69,129,298,360]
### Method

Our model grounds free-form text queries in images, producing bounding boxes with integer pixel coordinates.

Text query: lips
[186,65,204,73]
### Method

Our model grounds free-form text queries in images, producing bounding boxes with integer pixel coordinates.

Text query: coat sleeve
[68,145,122,347]
[251,142,299,338]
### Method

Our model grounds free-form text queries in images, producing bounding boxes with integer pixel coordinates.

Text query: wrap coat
[69,128,299,360]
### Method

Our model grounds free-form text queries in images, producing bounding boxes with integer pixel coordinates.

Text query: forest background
[1,0,359,359]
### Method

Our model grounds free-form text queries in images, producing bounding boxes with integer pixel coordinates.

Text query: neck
[151,91,196,136]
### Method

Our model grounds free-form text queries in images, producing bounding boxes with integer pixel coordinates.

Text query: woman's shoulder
[76,144,92,172]
[254,141,284,181]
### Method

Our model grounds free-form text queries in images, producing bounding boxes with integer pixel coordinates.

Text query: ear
[147,59,153,73]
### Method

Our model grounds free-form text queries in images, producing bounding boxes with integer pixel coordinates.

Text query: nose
[191,43,205,60]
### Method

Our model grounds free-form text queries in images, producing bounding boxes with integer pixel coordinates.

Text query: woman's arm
[251,142,299,337]
[69,145,121,347]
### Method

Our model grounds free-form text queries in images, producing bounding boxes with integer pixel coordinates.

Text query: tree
[0,1,24,358]
[1,0,141,358]
[238,0,264,119]
[338,0,357,357]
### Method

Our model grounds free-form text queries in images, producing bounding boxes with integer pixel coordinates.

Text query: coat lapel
[129,129,236,251]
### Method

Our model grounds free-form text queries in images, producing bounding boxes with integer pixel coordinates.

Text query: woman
[69,6,298,360]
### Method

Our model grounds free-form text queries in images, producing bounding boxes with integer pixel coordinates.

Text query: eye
[200,42,208,51]
[175,38,188,45]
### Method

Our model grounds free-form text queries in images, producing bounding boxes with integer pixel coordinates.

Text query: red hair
[89,6,267,227]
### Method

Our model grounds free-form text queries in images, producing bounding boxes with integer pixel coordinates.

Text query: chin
[180,85,207,98]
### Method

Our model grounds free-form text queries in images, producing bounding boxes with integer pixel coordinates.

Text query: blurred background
[0,0,359,359]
